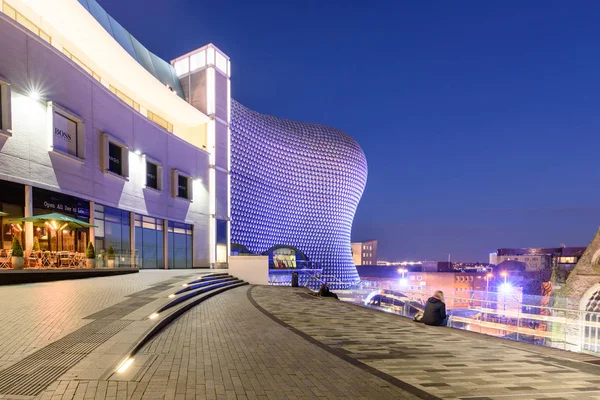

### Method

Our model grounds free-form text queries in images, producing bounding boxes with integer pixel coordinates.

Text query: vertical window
[94,204,131,267]
[0,77,11,136]
[101,133,129,179]
[108,142,122,175]
[168,221,193,268]
[144,159,163,190]
[172,170,193,201]
[48,102,85,160]
[134,214,164,269]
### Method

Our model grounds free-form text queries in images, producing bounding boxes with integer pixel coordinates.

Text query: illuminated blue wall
[230,101,368,286]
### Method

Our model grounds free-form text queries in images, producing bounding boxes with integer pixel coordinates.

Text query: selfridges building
[230,102,367,286]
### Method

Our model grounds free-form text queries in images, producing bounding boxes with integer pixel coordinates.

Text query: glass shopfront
[168,221,192,268]
[0,180,24,250]
[134,214,164,269]
[33,188,90,252]
[94,204,132,267]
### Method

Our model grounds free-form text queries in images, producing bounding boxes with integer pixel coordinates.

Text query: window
[417,276,422,281]
[134,214,164,269]
[101,133,129,179]
[94,204,132,267]
[48,102,85,161]
[2,2,51,44]
[172,170,193,201]
[410,276,415,281]
[144,157,163,191]
[168,221,193,268]
[147,110,174,133]
[0,77,11,137]
[109,85,140,112]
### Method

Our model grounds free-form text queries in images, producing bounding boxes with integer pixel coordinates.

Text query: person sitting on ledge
[422,290,448,326]
[317,282,339,299]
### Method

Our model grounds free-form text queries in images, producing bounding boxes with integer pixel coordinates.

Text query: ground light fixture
[149,312,159,320]
[116,357,134,373]
[168,294,176,298]
[182,283,188,287]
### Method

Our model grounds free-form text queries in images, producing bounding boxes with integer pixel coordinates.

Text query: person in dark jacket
[317,283,339,299]
[422,290,448,326]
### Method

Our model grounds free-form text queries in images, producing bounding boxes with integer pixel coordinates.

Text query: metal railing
[337,284,600,356]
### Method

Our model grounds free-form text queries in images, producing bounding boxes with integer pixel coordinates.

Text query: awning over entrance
[10,212,96,229]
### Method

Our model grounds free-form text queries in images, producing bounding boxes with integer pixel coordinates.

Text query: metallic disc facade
[230,100,368,287]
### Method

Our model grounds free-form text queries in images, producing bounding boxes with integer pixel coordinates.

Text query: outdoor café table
[58,252,72,268]
[41,252,55,268]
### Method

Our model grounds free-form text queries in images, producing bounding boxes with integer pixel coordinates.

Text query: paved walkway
[0,271,197,370]
[3,281,600,399]
[249,286,600,400]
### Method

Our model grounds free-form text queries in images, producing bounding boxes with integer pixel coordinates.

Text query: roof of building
[497,247,586,257]
[76,0,185,98]
[495,260,527,272]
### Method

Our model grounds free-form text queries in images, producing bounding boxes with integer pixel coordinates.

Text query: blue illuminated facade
[230,101,368,286]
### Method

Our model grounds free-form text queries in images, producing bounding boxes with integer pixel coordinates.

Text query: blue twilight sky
[98,0,600,262]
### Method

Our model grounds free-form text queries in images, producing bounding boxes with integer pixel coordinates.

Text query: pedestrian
[317,282,339,299]
[422,290,448,326]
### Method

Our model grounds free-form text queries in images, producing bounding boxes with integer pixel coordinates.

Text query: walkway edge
[109,282,249,378]
[247,286,442,400]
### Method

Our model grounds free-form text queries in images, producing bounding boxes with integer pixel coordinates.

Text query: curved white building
[0,0,367,280]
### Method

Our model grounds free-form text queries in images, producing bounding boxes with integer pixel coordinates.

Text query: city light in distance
[499,282,512,293]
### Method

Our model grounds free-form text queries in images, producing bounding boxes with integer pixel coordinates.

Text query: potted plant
[11,237,24,270]
[33,237,40,252]
[107,246,115,268]
[85,242,96,268]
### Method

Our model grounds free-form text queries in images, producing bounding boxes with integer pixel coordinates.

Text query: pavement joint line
[106,281,249,379]
[0,273,198,396]
[460,389,600,398]
[246,285,442,400]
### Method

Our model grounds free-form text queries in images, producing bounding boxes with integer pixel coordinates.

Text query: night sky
[97,0,600,262]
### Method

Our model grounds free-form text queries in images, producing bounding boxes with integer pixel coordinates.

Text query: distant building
[355,266,490,309]
[422,261,453,272]
[351,240,378,266]
[490,247,586,272]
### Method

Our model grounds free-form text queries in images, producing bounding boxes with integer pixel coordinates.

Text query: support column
[130,212,135,268]
[163,219,168,269]
[24,185,33,252]
[88,201,95,246]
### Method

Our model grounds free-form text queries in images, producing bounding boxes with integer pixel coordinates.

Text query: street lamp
[397,268,408,288]
[486,273,493,293]
[500,271,508,283]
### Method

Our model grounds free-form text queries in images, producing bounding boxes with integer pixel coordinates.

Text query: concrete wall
[0,15,211,267]
[229,255,268,285]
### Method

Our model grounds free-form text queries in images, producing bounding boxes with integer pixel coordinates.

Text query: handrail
[339,284,600,355]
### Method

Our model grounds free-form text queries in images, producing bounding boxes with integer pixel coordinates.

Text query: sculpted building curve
[230,100,368,286]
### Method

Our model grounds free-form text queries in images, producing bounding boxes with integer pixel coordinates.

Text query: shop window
[417,276,422,281]
[134,214,164,269]
[94,204,132,267]
[168,221,193,268]
[144,157,163,191]
[101,133,129,180]
[0,77,11,137]
[48,102,85,161]
[172,170,193,201]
